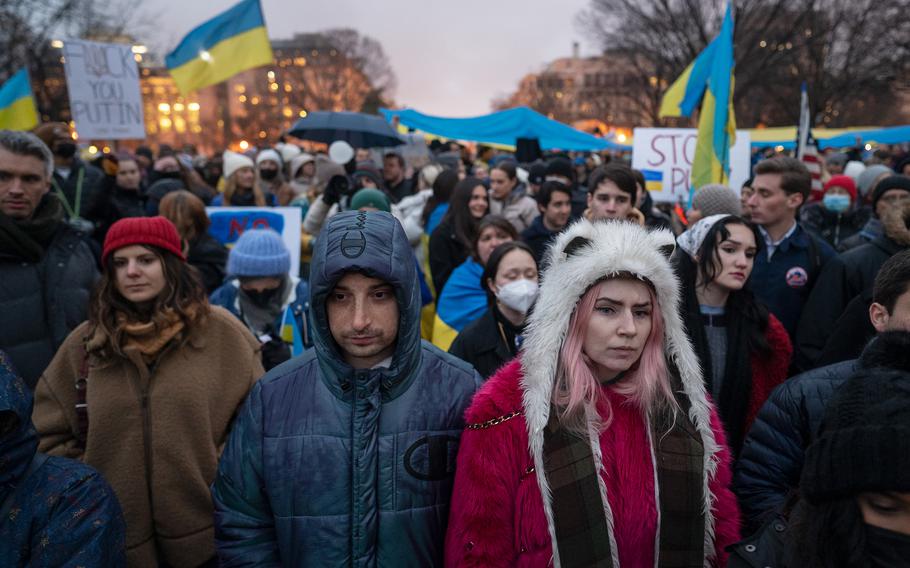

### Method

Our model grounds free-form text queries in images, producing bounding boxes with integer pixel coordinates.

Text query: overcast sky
[141,0,595,116]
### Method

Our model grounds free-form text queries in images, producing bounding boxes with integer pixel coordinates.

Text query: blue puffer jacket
[0,351,125,566]
[734,331,910,531]
[212,211,483,567]
[210,276,312,353]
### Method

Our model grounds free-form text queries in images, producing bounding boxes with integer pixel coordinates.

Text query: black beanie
[545,157,574,182]
[800,368,910,501]
[528,162,548,186]
[871,174,910,211]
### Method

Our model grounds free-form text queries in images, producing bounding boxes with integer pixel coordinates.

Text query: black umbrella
[288,111,404,148]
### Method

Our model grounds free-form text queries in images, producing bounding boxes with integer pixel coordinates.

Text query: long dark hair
[674,215,769,453]
[422,169,459,227]
[481,241,537,304]
[786,498,868,568]
[88,245,209,358]
[441,177,487,251]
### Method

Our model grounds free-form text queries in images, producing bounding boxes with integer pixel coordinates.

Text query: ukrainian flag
[642,169,664,192]
[165,0,273,95]
[431,259,487,351]
[659,2,736,191]
[0,69,39,131]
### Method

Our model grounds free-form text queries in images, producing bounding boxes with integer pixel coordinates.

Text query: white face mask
[495,279,539,315]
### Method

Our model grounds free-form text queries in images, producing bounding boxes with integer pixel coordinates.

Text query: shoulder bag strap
[74,343,89,449]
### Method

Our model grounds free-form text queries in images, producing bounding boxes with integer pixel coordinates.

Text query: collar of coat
[519,219,721,567]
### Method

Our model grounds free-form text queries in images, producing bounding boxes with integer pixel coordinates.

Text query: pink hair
[553,276,679,434]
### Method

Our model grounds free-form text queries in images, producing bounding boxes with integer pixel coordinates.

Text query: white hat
[844,160,866,181]
[280,143,303,165]
[289,153,316,179]
[223,150,255,180]
[329,140,354,165]
[256,148,282,168]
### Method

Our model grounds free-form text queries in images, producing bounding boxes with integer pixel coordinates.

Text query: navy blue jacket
[749,222,835,339]
[0,351,125,566]
[734,331,910,531]
[521,215,560,265]
[212,211,483,566]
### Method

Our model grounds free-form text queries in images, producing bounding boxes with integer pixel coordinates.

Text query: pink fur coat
[444,360,741,567]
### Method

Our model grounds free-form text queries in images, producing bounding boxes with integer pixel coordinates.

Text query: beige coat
[32,306,264,567]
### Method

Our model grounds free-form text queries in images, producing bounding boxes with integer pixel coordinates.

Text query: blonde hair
[223,170,267,207]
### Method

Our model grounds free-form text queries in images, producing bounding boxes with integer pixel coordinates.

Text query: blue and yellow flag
[0,69,39,131]
[165,0,273,95]
[659,3,736,191]
[431,259,487,351]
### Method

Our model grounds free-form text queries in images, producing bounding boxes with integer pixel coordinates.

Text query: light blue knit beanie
[228,228,290,277]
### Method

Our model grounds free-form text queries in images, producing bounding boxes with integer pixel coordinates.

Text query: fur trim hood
[881,200,910,247]
[520,219,721,567]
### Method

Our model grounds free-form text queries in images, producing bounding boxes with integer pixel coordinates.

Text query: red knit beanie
[823,175,857,202]
[102,216,185,266]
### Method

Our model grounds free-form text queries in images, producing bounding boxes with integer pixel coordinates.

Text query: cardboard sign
[62,39,145,140]
[631,128,751,203]
[206,207,302,276]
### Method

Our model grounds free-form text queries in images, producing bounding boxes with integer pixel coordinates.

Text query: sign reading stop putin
[631,128,751,204]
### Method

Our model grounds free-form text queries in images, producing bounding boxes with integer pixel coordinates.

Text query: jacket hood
[860,331,910,370]
[520,219,720,565]
[309,211,421,395]
[0,352,38,502]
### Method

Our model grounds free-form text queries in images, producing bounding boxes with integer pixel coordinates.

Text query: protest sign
[62,39,145,139]
[206,207,302,276]
[632,128,751,203]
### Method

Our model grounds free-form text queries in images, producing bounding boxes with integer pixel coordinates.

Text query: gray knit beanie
[691,184,742,217]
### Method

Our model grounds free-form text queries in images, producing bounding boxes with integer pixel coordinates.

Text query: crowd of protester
[2,121,910,567]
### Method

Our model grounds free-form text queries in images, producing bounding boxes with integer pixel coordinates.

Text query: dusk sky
[142,0,594,116]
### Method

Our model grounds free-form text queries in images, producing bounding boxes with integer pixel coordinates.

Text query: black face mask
[865,524,910,567]
[243,286,281,308]
[260,168,278,181]
[150,170,182,184]
[54,142,77,159]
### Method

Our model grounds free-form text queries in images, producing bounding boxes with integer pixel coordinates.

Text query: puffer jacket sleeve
[707,405,741,567]
[733,379,808,531]
[212,381,281,567]
[29,460,126,567]
[32,328,88,460]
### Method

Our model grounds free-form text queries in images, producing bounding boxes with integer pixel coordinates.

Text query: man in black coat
[795,186,910,370]
[0,130,98,388]
[734,249,910,531]
[521,181,571,265]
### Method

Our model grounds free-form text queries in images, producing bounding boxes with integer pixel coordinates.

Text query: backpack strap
[805,231,823,288]
[0,453,50,521]
[74,343,89,450]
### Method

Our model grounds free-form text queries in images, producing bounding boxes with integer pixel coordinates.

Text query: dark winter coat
[449,306,518,379]
[187,232,229,293]
[0,351,125,567]
[0,224,98,388]
[836,217,882,252]
[733,331,908,531]
[799,202,870,250]
[814,288,876,367]
[212,211,483,567]
[795,201,910,369]
[640,191,673,232]
[750,223,836,340]
[51,159,107,239]
[727,514,790,568]
[428,217,470,295]
[107,186,147,222]
[520,214,561,264]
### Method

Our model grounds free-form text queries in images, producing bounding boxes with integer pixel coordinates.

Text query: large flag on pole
[796,83,823,201]
[0,68,39,131]
[659,2,736,191]
[165,0,273,95]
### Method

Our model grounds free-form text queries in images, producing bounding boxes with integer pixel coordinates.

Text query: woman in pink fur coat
[445,219,741,567]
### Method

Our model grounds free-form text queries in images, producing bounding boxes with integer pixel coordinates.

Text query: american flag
[796,83,823,202]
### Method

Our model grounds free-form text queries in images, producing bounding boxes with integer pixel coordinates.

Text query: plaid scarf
[543,392,706,567]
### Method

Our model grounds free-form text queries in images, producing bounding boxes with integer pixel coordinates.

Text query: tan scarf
[118,308,187,364]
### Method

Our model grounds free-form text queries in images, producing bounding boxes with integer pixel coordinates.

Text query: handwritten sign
[631,128,751,203]
[206,207,302,276]
[62,39,145,140]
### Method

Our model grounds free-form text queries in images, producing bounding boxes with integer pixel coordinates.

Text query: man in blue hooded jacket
[0,350,125,566]
[212,210,483,566]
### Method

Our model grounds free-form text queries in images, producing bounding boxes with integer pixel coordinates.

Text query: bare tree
[577,0,910,127]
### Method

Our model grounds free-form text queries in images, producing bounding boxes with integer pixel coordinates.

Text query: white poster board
[631,128,751,204]
[62,39,145,140]
[206,207,302,276]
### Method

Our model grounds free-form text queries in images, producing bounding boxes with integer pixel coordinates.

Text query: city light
[299,110,308,118]
[267,71,276,81]
[200,50,212,62]
[158,103,171,113]
[865,144,873,151]
[775,145,785,152]
[187,102,200,111]
[616,133,627,143]
[131,45,148,54]
[173,103,185,112]
[51,40,64,49]
[134,54,142,63]
[88,145,98,154]
[239,140,249,150]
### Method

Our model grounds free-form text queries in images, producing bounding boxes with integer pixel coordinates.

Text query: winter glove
[323,174,350,205]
